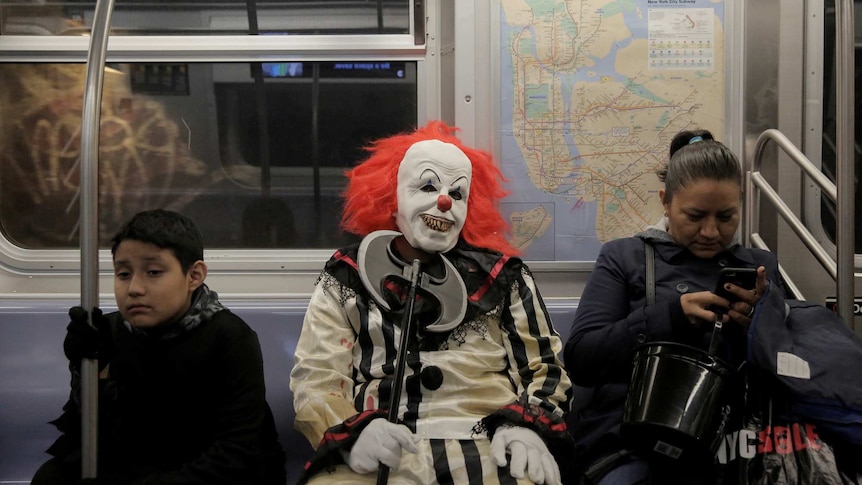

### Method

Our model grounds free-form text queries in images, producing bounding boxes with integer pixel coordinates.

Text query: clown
[290,121,572,485]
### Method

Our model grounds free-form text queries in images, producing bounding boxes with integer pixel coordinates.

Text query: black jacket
[564,230,784,472]
[47,308,286,484]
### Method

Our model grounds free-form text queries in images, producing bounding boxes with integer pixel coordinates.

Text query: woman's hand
[680,291,731,325]
[721,266,767,325]
[679,266,767,326]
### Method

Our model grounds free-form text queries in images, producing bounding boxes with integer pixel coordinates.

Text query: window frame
[0,8,439,280]
[801,0,862,272]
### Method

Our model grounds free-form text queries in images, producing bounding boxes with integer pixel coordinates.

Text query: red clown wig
[341,121,519,256]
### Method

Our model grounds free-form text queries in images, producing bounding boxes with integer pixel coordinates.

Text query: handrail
[749,233,805,300]
[745,129,853,325]
[79,0,116,477]
[744,0,856,327]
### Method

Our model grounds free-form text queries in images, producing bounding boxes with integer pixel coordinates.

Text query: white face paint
[395,139,472,253]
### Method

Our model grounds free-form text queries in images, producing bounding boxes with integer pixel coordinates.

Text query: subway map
[499,0,725,261]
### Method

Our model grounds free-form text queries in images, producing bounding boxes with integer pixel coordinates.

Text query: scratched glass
[0,1,409,36]
[0,62,417,249]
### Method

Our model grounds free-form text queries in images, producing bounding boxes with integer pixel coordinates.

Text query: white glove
[341,418,419,474]
[490,425,561,485]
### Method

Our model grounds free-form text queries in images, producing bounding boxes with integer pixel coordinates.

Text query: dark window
[0,62,417,249]
[820,0,862,253]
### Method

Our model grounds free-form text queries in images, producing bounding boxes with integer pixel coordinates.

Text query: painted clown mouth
[421,214,454,232]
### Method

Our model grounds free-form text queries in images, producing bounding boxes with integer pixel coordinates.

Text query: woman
[563,129,785,484]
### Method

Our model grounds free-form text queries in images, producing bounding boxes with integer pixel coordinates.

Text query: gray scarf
[124,283,224,339]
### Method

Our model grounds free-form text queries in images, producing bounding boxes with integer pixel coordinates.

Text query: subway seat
[0,298,578,484]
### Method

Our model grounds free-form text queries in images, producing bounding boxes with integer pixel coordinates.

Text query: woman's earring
[663,211,668,217]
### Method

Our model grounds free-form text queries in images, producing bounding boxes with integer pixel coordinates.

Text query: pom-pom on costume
[290,121,572,484]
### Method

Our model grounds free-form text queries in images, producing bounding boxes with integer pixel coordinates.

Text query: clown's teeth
[421,214,453,232]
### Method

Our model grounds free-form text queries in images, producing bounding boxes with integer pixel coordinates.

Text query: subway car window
[821,0,862,253]
[0,61,417,249]
[0,1,410,36]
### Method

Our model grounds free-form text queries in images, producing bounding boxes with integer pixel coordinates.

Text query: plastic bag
[717,370,862,485]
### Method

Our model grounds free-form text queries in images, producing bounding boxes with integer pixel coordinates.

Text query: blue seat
[231,302,316,483]
[0,300,315,484]
[0,303,71,483]
[0,298,579,484]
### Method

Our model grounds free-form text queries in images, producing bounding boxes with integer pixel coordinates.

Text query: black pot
[622,341,736,464]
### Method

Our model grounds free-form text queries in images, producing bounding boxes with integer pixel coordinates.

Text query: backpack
[747,285,862,446]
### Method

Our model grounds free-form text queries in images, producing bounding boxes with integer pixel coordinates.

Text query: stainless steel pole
[79,0,116,477]
[835,0,856,328]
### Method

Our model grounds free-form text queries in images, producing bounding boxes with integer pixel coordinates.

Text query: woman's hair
[657,129,741,203]
[341,120,519,256]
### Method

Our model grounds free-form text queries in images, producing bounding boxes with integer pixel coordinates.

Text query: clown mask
[395,139,471,253]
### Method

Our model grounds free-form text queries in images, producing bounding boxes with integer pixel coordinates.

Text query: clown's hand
[342,418,418,474]
[491,425,561,485]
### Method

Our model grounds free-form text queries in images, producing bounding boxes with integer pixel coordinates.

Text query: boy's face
[113,239,206,329]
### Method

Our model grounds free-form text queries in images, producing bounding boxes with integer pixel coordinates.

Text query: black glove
[63,306,112,364]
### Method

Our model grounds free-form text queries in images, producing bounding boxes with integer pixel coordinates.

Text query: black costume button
[420,365,444,390]
[636,333,647,344]
[676,283,689,293]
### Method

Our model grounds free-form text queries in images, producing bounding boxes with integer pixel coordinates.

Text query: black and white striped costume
[290,241,572,484]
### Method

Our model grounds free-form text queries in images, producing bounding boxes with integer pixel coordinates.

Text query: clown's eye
[420,182,437,192]
[449,188,463,201]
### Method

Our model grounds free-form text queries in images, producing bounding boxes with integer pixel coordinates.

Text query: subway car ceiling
[0,1,859,312]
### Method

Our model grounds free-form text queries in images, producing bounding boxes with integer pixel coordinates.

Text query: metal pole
[835,0,856,328]
[312,62,322,242]
[377,0,384,33]
[246,0,272,199]
[79,0,116,477]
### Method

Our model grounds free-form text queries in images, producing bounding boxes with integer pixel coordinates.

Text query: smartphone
[713,267,757,303]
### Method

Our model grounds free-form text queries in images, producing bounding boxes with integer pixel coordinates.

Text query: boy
[32,209,286,484]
